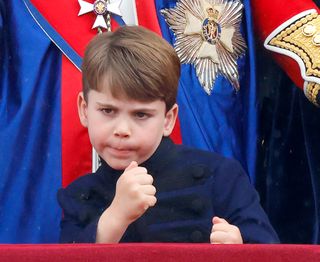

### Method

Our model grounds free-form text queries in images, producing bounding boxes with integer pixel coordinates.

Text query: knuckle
[153,196,157,203]
[147,174,154,184]
[149,196,157,206]
[142,174,153,185]
[138,167,147,173]
[231,225,240,234]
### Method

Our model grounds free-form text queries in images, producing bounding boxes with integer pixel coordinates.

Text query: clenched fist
[96,161,157,243]
[210,216,243,244]
[110,161,157,224]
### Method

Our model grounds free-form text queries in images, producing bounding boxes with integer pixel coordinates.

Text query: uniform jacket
[57,137,279,243]
[252,0,320,106]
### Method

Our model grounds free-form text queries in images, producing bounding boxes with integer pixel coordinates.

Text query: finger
[146,195,157,207]
[211,229,243,244]
[125,161,138,171]
[212,216,228,225]
[212,223,232,233]
[142,196,157,211]
[140,185,156,195]
[210,231,229,244]
[125,166,148,176]
[135,174,154,185]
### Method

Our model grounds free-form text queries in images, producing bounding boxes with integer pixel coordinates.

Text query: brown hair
[81,25,181,111]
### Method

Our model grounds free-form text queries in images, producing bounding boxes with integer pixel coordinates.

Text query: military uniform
[58,137,279,243]
[252,0,320,106]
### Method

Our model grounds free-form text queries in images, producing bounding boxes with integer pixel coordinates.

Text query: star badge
[161,0,247,94]
[78,0,122,30]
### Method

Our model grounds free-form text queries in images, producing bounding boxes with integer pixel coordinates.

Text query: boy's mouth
[108,146,134,157]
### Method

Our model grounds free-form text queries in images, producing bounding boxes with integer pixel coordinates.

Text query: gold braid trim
[269,12,320,78]
[305,82,320,107]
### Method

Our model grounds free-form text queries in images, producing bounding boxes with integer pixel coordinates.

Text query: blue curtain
[0,0,62,243]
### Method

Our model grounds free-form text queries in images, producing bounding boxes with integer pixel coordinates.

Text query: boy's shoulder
[58,163,116,199]
[57,173,100,207]
[61,172,98,192]
[147,139,249,195]
[173,142,243,172]
[154,139,246,182]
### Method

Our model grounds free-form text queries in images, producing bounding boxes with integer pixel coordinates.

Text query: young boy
[57,25,279,244]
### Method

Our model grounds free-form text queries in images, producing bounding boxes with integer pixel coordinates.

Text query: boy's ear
[163,103,179,137]
[77,92,88,128]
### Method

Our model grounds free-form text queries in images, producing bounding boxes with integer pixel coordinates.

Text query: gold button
[312,33,320,46]
[303,24,316,37]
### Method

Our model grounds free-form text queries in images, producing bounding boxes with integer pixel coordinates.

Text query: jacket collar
[95,137,175,179]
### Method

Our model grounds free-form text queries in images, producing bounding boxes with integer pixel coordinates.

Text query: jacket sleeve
[251,0,320,106]
[211,158,280,243]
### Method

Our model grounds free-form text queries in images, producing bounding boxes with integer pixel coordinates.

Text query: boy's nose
[113,121,131,138]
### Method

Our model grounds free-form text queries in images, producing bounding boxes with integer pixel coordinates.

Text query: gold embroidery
[305,82,320,107]
[269,13,320,78]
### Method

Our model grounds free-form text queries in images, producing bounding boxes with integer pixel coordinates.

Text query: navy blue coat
[58,138,279,243]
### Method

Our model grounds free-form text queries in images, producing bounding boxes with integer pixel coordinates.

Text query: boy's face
[78,89,178,170]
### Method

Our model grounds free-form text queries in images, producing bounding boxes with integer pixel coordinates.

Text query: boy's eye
[101,108,114,114]
[135,112,149,119]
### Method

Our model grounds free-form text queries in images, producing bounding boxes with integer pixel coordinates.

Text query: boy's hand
[210,216,243,244]
[109,161,157,225]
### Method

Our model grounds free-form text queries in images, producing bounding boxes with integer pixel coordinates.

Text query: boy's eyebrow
[131,108,158,113]
[96,102,158,112]
[96,102,117,108]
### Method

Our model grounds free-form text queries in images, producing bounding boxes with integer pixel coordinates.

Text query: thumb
[125,161,138,171]
[212,216,228,225]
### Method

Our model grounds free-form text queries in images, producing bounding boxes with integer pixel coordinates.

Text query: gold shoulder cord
[267,12,320,107]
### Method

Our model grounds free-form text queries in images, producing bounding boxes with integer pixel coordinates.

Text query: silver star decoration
[78,0,122,29]
[161,0,247,94]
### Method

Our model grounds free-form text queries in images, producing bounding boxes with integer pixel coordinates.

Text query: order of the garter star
[78,0,122,29]
[161,0,247,94]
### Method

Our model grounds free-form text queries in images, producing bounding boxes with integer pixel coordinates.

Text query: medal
[161,0,246,94]
[78,0,122,32]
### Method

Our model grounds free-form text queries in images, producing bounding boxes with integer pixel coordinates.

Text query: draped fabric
[252,0,320,244]
[255,45,320,244]
[0,0,62,243]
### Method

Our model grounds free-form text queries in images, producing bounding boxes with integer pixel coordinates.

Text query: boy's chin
[104,158,133,170]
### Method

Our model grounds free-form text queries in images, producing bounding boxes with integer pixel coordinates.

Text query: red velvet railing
[0,244,319,262]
